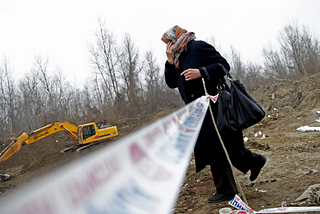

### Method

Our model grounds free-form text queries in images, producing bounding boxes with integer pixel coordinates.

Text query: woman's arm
[164,41,180,88]
[197,41,230,82]
[164,61,179,88]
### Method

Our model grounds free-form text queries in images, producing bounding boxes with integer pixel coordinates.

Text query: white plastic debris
[290,184,320,206]
[258,131,262,136]
[254,133,258,137]
[219,207,232,214]
[261,134,266,139]
[296,126,320,132]
[316,111,320,114]
[255,188,267,193]
[244,137,249,142]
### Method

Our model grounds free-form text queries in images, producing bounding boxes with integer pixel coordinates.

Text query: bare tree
[51,67,75,121]
[33,55,56,115]
[89,19,120,102]
[278,23,320,76]
[262,22,320,79]
[145,51,160,92]
[143,51,162,114]
[279,23,307,75]
[227,46,246,80]
[18,68,43,131]
[303,31,320,75]
[81,85,101,122]
[244,62,266,86]
[118,33,143,117]
[263,44,289,79]
[0,58,19,135]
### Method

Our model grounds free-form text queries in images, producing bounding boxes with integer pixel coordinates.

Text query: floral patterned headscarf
[161,25,195,69]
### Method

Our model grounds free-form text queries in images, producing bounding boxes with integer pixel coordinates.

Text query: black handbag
[215,64,265,132]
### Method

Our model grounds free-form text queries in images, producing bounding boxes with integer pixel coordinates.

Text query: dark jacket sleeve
[197,41,230,83]
[164,61,179,88]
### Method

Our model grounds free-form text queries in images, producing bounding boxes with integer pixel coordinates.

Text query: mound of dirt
[1,73,320,214]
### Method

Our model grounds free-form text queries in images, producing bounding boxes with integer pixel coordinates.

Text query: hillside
[1,73,320,213]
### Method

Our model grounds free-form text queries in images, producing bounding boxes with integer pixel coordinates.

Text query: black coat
[165,40,249,173]
[165,40,229,104]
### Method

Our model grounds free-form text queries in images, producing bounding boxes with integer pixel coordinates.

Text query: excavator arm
[0,121,79,162]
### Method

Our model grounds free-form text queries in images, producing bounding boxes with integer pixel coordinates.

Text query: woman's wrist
[165,61,176,69]
[167,60,174,65]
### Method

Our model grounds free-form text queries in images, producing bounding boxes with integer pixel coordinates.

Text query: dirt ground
[1,73,320,213]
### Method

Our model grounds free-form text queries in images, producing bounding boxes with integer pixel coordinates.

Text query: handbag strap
[218,63,233,80]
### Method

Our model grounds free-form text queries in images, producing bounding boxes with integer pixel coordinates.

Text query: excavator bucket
[0,140,23,162]
[0,132,29,162]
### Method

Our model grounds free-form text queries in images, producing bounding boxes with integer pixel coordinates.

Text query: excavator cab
[76,122,118,146]
[82,124,96,140]
[77,123,99,144]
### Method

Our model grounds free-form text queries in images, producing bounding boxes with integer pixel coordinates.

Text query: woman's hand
[181,68,202,81]
[166,42,175,64]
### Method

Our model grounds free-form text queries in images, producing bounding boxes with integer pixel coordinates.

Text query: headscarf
[161,25,195,69]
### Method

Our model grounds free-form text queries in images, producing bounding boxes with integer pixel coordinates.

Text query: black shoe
[207,193,236,203]
[250,155,267,181]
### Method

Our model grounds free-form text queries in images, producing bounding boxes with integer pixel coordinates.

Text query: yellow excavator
[0,121,118,162]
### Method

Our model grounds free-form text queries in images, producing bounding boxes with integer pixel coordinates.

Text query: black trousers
[209,148,256,194]
[210,160,237,194]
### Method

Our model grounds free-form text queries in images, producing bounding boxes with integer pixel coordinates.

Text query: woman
[162,25,267,203]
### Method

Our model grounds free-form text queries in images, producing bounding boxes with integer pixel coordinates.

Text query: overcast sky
[1,0,320,87]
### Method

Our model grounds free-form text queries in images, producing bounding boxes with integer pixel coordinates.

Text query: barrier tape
[0,96,210,214]
[2,94,318,214]
[229,194,320,213]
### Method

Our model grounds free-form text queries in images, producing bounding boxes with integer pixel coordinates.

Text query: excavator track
[60,140,106,153]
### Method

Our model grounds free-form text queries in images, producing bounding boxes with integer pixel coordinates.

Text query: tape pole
[0,96,210,214]
[202,78,248,205]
